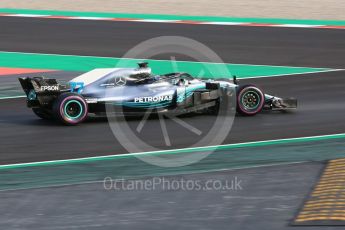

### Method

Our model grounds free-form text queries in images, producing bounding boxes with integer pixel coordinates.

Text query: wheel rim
[64,100,83,119]
[241,90,261,110]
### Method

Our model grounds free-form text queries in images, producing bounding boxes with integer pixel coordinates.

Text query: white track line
[1,13,345,30]
[0,133,344,169]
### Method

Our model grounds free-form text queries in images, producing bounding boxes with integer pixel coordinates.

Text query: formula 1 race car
[19,62,297,125]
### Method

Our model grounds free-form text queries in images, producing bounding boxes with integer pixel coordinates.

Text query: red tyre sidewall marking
[237,86,264,115]
[59,96,88,124]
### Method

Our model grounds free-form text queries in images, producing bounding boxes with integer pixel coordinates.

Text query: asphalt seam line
[234,69,344,79]
[0,161,307,192]
[1,133,345,169]
[0,13,344,30]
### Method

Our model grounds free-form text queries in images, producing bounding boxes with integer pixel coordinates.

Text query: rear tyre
[53,93,88,125]
[237,85,264,116]
[32,108,53,120]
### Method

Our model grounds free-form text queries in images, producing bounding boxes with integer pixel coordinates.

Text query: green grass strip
[0,52,330,79]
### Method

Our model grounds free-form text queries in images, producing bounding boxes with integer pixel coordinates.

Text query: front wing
[265,97,298,110]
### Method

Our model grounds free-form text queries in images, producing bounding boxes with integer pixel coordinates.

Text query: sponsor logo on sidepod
[134,95,173,103]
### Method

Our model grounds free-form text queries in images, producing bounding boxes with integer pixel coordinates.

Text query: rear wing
[19,77,61,95]
[18,77,68,108]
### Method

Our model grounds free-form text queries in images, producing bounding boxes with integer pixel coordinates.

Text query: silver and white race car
[19,62,297,125]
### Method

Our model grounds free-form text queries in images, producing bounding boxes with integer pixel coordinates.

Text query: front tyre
[53,93,88,125]
[237,85,264,116]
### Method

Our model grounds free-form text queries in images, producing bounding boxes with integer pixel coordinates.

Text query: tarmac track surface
[1,70,344,164]
[0,162,329,230]
[0,15,345,230]
[0,16,344,68]
[0,16,344,164]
